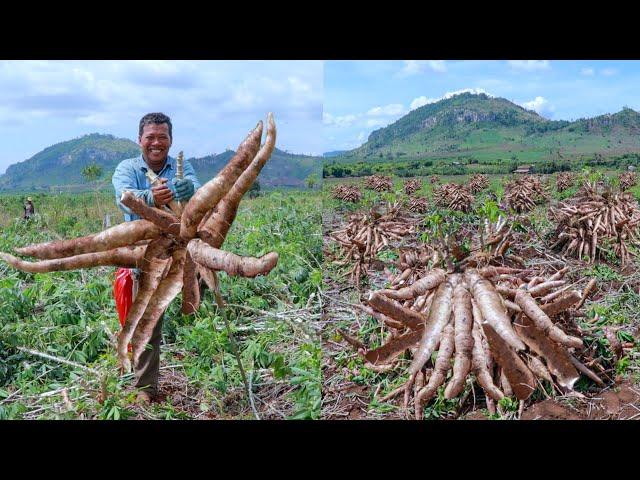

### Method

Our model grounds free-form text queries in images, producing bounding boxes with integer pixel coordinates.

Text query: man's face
[139,123,172,166]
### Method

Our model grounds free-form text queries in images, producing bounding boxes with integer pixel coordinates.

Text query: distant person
[23,197,35,220]
[112,112,201,404]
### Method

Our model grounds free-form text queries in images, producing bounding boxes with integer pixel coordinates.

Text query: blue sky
[0,61,323,174]
[323,60,640,152]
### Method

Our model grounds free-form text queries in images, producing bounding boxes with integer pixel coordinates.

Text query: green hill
[0,134,321,192]
[325,93,640,176]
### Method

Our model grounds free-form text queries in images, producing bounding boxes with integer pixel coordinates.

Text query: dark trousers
[131,270,163,396]
[133,313,163,395]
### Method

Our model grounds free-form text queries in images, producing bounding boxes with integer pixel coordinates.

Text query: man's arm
[182,159,201,191]
[112,160,155,216]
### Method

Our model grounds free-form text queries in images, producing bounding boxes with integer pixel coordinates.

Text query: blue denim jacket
[112,154,202,222]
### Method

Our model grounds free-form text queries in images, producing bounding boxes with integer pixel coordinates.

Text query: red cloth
[114,268,134,327]
[114,268,134,352]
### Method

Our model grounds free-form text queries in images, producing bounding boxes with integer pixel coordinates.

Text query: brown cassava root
[433,183,474,212]
[364,174,393,192]
[549,180,640,264]
[342,263,603,419]
[1,114,280,374]
[331,184,362,203]
[504,175,549,213]
[329,202,417,288]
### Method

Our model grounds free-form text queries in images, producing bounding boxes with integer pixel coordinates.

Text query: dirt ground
[130,363,297,420]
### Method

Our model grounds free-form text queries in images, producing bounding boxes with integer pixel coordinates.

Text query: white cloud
[357,131,367,142]
[366,118,389,127]
[520,96,555,116]
[581,67,595,76]
[410,96,434,110]
[398,60,447,77]
[508,60,551,71]
[601,68,617,76]
[366,103,405,116]
[409,88,494,111]
[323,112,358,127]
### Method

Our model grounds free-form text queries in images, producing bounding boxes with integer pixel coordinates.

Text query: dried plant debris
[549,181,640,264]
[332,184,363,203]
[329,203,417,288]
[468,174,489,194]
[433,183,474,212]
[430,175,441,185]
[364,175,393,192]
[2,114,280,373]
[556,172,575,192]
[342,264,604,419]
[403,179,423,196]
[504,175,549,213]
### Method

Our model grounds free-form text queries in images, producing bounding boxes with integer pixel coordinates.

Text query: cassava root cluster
[342,264,601,419]
[332,184,362,203]
[364,175,393,192]
[549,181,640,264]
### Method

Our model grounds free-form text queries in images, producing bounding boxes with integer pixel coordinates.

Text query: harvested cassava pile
[619,171,638,191]
[332,184,362,203]
[342,264,602,419]
[1,114,280,373]
[556,172,575,192]
[430,175,441,185]
[408,197,429,213]
[468,174,489,194]
[504,175,549,213]
[549,181,640,264]
[404,179,422,196]
[364,175,393,192]
[329,203,417,288]
[385,245,438,290]
[460,216,527,270]
[433,183,474,212]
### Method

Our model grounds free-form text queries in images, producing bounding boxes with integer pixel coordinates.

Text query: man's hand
[174,178,195,202]
[151,178,174,207]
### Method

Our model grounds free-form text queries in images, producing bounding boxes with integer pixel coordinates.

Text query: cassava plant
[433,183,474,212]
[329,202,417,289]
[364,175,393,192]
[549,180,640,264]
[332,184,362,203]
[1,114,280,374]
[403,179,422,196]
[619,171,638,192]
[556,172,575,192]
[342,261,602,419]
[504,175,549,213]
[408,197,429,213]
[468,174,489,194]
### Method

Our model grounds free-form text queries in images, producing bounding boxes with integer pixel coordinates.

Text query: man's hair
[138,112,172,139]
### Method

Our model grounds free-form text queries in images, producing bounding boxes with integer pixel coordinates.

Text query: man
[112,112,201,403]
[23,197,35,220]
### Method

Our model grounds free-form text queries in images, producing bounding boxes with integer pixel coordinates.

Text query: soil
[521,382,640,420]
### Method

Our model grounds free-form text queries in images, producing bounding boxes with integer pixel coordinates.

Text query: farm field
[0,189,321,420]
[321,170,640,420]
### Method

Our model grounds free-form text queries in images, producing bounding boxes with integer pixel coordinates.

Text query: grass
[0,189,321,420]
